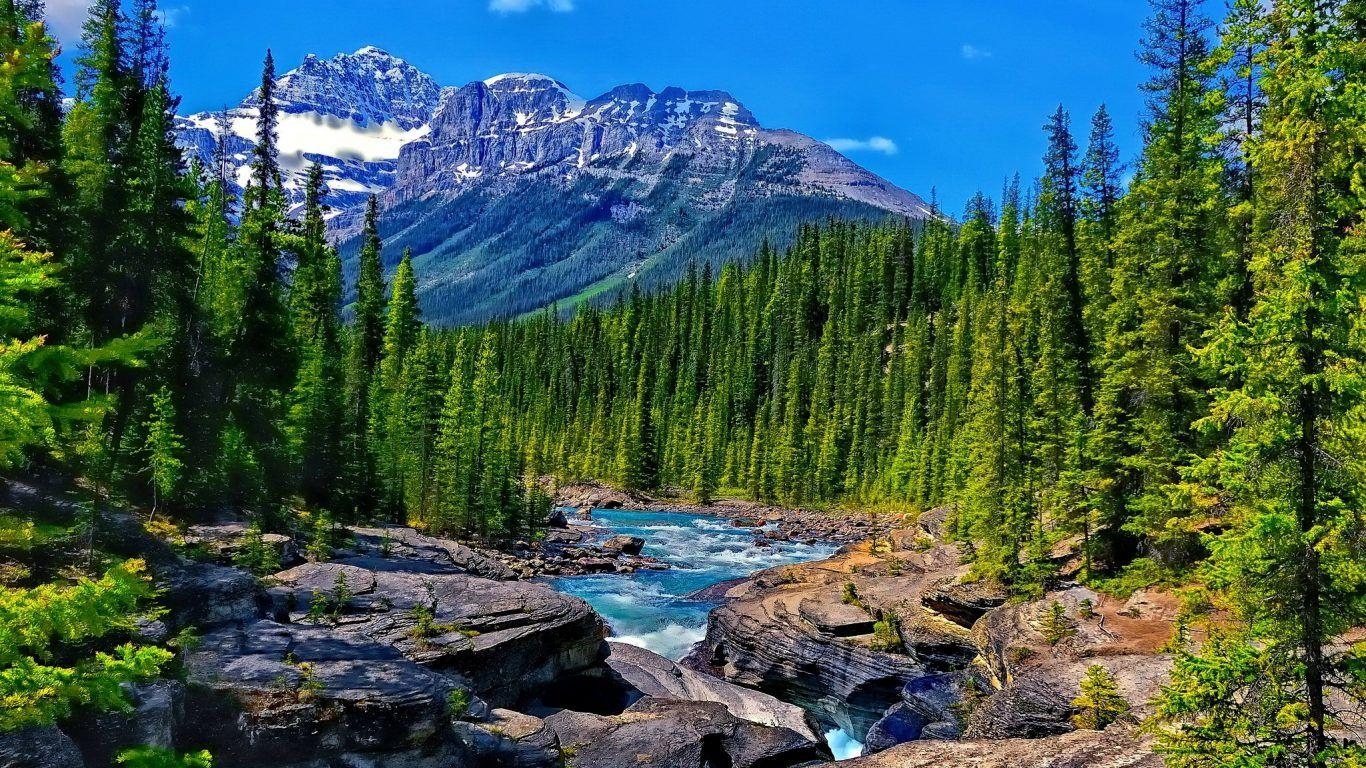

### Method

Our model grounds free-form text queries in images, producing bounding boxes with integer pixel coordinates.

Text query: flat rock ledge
[840,726,1160,768]
[173,537,607,767]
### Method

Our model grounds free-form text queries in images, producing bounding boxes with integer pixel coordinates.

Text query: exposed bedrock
[544,698,831,768]
[169,531,605,767]
[837,726,1161,768]
[604,640,823,742]
[685,523,995,740]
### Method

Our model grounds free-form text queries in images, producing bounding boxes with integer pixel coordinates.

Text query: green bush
[1071,664,1129,730]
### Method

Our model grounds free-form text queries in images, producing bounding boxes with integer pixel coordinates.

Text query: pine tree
[1072,664,1130,730]
[223,50,294,515]
[1090,0,1229,566]
[288,164,345,511]
[143,387,183,516]
[342,195,387,516]
[370,249,420,516]
[1158,3,1366,765]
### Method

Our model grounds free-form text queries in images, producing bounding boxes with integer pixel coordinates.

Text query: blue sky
[49,0,1195,211]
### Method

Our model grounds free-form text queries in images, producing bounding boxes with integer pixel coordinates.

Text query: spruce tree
[288,164,345,510]
[1158,3,1366,765]
[1090,0,1229,566]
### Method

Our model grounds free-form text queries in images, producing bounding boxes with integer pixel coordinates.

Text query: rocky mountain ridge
[175,48,934,323]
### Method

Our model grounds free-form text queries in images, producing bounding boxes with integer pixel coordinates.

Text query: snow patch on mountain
[174,46,933,223]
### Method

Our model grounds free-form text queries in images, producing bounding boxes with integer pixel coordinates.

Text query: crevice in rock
[699,734,735,768]
[529,668,643,716]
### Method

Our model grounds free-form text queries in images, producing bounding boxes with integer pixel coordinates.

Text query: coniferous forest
[0,0,1362,766]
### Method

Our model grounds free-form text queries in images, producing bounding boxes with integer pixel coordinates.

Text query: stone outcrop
[545,698,829,768]
[964,586,1177,740]
[837,726,1160,767]
[0,727,86,768]
[604,641,823,742]
[686,522,989,739]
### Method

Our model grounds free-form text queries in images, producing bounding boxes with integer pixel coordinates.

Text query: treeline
[0,0,543,747]
[359,1,1364,764]
[0,0,546,538]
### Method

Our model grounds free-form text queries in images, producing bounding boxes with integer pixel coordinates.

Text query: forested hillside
[364,1,1366,763]
[0,0,1361,765]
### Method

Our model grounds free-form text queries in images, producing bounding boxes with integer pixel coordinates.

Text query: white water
[549,508,865,759]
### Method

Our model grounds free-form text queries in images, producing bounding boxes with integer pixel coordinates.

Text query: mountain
[176,49,934,324]
[174,47,442,214]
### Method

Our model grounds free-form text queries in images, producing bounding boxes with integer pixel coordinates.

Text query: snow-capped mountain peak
[175,47,932,230]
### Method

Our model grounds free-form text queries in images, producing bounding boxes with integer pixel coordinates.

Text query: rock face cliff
[686,508,1177,762]
[174,48,934,324]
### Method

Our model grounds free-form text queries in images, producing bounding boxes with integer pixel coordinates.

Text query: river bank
[553,480,906,546]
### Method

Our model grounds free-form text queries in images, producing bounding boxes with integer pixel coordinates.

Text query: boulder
[64,682,182,767]
[692,585,924,738]
[545,508,570,529]
[798,599,875,637]
[181,619,461,766]
[601,535,645,556]
[182,523,302,569]
[265,559,606,707]
[0,727,85,768]
[862,672,969,752]
[604,641,822,742]
[157,561,266,631]
[349,526,517,581]
[545,698,829,768]
[450,709,561,767]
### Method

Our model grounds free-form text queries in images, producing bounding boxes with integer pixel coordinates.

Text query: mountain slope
[175,47,442,214]
[176,50,934,324]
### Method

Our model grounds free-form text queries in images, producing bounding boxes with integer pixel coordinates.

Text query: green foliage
[446,687,471,720]
[840,582,861,607]
[231,524,282,577]
[306,572,352,625]
[116,747,213,768]
[1039,601,1075,646]
[143,388,184,513]
[0,560,172,730]
[870,613,902,653]
[1071,664,1129,730]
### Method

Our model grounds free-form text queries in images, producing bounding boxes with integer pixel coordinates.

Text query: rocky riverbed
[680,506,1178,762]
[0,477,1180,768]
[554,481,902,546]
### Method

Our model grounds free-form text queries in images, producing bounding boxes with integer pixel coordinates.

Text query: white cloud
[36,1,186,41]
[43,0,93,41]
[823,136,899,156]
[961,43,993,60]
[489,0,575,12]
[156,5,188,28]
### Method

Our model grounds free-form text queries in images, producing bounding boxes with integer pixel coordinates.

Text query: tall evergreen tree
[1158,3,1366,765]
[1090,0,1229,566]
[288,164,344,510]
[342,195,387,517]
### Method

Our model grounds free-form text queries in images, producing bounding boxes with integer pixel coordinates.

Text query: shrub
[233,524,282,577]
[841,582,862,607]
[307,572,353,625]
[871,613,902,653]
[1040,601,1076,646]
[447,687,472,719]
[116,747,214,768]
[1071,664,1129,730]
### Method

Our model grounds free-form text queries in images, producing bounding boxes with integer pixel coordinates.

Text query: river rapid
[547,507,866,760]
